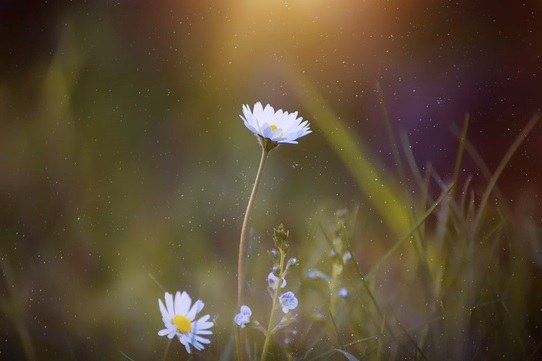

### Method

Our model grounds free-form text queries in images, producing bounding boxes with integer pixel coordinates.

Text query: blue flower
[279,291,299,313]
[267,272,287,291]
[234,305,252,328]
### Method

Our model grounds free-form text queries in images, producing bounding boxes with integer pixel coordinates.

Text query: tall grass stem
[473,114,539,234]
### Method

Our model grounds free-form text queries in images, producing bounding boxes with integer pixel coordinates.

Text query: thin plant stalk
[162,339,172,361]
[472,114,539,234]
[237,144,270,361]
[238,145,269,305]
[260,282,280,361]
[260,248,286,361]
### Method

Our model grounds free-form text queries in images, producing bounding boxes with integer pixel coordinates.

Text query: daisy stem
[237,144,269,361]
[260,248,286,361]
[237,145,269,305]
[162,338,172,361]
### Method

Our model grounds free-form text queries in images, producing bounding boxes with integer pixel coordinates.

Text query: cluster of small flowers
[157,277,300,352]
[234,269,299,328]
[157,264,301,353]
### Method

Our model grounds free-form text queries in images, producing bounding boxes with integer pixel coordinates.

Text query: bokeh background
[1,0,541,360]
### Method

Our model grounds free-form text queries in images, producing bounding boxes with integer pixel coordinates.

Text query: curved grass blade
[288,70,410,237]
[451,114,469,199]
[365,185,453,278]
[473,114,540,234]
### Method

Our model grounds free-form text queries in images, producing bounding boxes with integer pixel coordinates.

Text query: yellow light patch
[172,315,192,334]
[270,124,278,131]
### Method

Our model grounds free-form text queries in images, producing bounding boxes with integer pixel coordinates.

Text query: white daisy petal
[240,115,259,136]
[187,300,204,321]
[263,104,275,120]
[196,314,210,323]
[254,102,264,119]
[195,336,211,344]
[174,291,183,315]
[182,340,191,354]
[196,321,214,330]
[158,299,169,320]
[178,291,191,315]
[165,292,174,316]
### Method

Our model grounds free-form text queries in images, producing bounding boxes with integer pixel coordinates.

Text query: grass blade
[473,114,540,233]
[288,69,410,236]
[366,185,453,278]
[451,114,469,198]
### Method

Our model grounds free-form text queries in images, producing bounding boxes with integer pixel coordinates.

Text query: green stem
[260,251,286,361]
[237,145,269,361]
[260,300,279,361]
[162,338,172,361]
[238,145,269,305]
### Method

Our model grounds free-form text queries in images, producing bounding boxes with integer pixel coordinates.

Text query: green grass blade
[289,70,410,236]
[400,132,426,197]
[365,185,453,278]
[376,81,407,183]
[451,114,469,198]
[473,114,540,233]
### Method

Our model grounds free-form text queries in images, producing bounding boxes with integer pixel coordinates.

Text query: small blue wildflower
[279,291,298,313]
[234,305,252,328]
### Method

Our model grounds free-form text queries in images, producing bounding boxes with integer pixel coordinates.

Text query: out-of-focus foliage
[1,1,541,360]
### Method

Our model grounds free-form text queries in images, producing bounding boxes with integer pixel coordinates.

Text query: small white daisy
[267,272,287,291]
[234,305,252,328]
[279,291,298,314]
[158,291,214,354]
[240,102,311,145]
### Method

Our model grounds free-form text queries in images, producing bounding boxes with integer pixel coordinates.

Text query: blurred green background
[1,1,541,360]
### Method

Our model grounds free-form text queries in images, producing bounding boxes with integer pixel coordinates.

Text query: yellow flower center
[270,124,278,131]
[172,315,192,334]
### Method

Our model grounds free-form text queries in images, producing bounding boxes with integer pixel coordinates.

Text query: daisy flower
[234,305,252,328]
[240,102,311,145]
[158,291,214,354]
[279,291,298,314]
